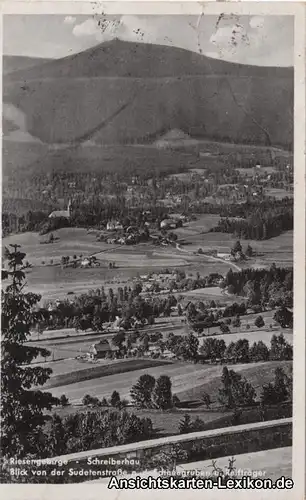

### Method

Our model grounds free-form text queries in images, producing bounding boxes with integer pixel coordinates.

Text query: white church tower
[67,199,72,217]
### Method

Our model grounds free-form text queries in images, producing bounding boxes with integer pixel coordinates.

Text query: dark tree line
[223,265,293,309]
[199,334,292,364]
[37,284,177,332]
[212,208,293,240]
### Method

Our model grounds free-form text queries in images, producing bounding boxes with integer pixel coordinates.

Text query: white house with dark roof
[106,220,123,231]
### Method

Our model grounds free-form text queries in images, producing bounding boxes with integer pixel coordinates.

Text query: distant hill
[3,55,52,75]
[3,40,293,148]
[5,39,292,80]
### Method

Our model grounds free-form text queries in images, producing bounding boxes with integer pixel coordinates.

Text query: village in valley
[2,139,294,437]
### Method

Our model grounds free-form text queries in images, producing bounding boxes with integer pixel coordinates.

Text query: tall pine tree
[1,245,59,458]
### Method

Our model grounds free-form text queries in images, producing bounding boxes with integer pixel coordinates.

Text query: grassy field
[174,215,221,238]
[265,187,293,199]
[176,360,292,402]
[43,359,286,404]
[43,358,172,389]
[180,286,236,302]
[3,228,234,301]
[180,230,293,267]
[2,228,108,265]
[237,166,277,176]
[170,213,292,268]
[3,224,292,303]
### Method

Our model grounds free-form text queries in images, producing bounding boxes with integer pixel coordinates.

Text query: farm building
[107,220,123,231]
[216,253,232,261]
[49,200,71,219]
[160,219,178,230]
[87,340,118,360]
[168,213,188,222]
[81,258,91,268]
[80,257,100,268]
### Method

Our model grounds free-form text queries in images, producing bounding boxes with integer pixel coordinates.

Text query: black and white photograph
[0,2,305,497]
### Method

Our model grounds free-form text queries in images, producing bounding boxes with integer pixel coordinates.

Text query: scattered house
[106,220,123,231]
[148,345,161,354]
[49,200,71,219]
[87,340,118,360]
[160,219,178,230]
[142,283,154,292]
[163,349,176,359]
[80,256,100,268]
[216,252,231,261]
[81,257,91,268]
[47,299,62,312]
[168,213,187,222]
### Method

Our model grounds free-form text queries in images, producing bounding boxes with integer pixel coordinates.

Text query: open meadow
[43,359,291,405]
[176,360,292,402]
[3,227,235,301]
[42,358,173,389]
[3,218,292,303]
[265,187,293,199]
[179,286,239,303]
[174,216,293,268]
[174,214,221,238]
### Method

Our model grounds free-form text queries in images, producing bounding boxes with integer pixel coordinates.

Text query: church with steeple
[49,200,71,219]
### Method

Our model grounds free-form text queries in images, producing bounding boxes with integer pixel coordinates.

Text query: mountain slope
[3,55,52,75]
[3,40,293,148]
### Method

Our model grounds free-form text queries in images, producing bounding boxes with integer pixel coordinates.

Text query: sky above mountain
[3,14,293,67]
